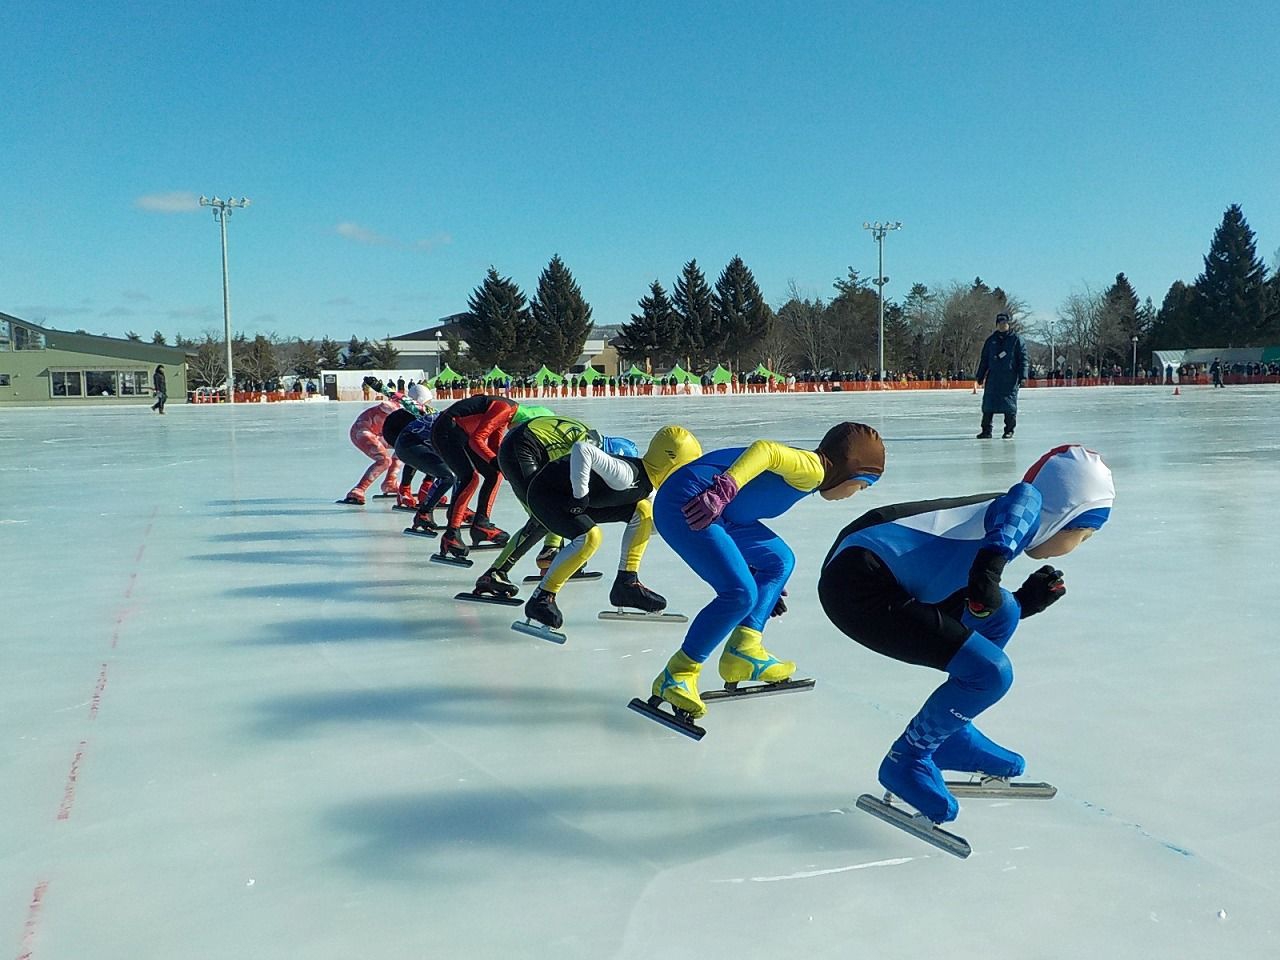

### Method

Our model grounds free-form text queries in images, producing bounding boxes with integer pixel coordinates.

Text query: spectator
[975,312,1027,440]
[151,364,167,414]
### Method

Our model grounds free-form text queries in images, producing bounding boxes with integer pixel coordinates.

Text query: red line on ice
[55,741,88,822]
[89,664,109,719]
[16,880,49,960]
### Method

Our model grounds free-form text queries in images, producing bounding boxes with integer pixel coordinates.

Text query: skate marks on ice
[597,609,689,623]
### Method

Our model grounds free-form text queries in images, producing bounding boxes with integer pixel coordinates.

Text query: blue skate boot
[931,724,1025,778]
[878,737,960,824]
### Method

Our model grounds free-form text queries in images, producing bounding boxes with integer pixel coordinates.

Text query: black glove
[567,494,589,516]
[770,589,788,618]
[1013,566,1065,618]
[966,547,1009,618]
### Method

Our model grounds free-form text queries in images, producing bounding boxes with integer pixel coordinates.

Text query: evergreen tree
[529,255,593,372]
[671,259,715,368]
[1193,204,1269,346]
[151,330,168,345]
[368,338,401,368]
[318,336,344,369]
[618,281,680,368]
[827,268,879,373]
[466,266,531,371]
[343,335,373,368]
[292,338,321,378]
[713,256,774,369]
[1152,281,1198,347]
[125,330,141,341]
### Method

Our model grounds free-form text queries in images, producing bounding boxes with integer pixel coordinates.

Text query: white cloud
[415,232,454,252]
[335,222,391,245]
[122,290,151,302]
[136,191,201,213]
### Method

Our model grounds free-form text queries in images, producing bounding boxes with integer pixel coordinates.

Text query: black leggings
[396,436,455,514]
[525,467,637,540]
[435,422,502,526]
[817,547,971,671]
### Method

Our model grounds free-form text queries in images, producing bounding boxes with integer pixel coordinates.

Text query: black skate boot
[405,509,441,537]
[476,569,519,599]
[524,588,563,629]
[469,516,510,548]
[609,571,667,612]
[430,527,473,567]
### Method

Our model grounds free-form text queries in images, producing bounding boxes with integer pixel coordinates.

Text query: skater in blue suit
[648,423,886,718]
[818,444,1115,823]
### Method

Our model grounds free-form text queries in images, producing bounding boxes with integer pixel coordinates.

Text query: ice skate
[430,528,474,568]
[931,724,1024,778]
[455,570,522,607]
[403,509,441,539]
[469,516,510,549]
[511,588,566,643]
[703,626,812,701]
[395,487,418,510]
[877,738,959,824]
[535,545,559,571]
[627,651,708,739]
[599,572,687,623]
[1002,429,1015,440]
[336,491,366,506]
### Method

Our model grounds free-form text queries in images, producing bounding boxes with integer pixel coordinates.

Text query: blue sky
[2,1,1277,342]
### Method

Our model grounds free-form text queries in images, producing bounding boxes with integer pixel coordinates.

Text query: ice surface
[2,387,1278,959]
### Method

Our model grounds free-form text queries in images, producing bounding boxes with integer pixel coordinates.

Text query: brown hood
[815,422,885,491]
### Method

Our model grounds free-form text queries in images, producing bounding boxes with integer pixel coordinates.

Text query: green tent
[711,364,734,385]
[625,364,654,381]
[753,363,785,382]
[578,365,603,383]
[531,364,563,385]
[667,364,698,384]
[482,365,510,383]
[430,364,465,386]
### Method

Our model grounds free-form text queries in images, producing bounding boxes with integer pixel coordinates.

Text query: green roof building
[0,312,190,406]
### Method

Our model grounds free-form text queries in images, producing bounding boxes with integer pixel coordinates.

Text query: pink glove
[682,473,739,530]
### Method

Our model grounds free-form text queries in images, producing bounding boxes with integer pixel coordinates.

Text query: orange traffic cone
[1173,385,1180,396]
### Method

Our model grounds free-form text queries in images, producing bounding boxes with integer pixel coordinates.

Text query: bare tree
[777,280,828,371]
[187,333,226,389]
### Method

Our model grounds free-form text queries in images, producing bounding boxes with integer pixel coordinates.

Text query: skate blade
[854,794,971,859]
[597,610,689,623]
[702,677,816,702]
[468,542,508,551]
[944,777,1057,799]
[454,591,522,607]
[371,493,398,499]
[391,504,418,512]
[429,554,474,568]
[626,696,706,741]
[523,570,602,584]
[334,499,365,506]
[510,619,567,644]
[402,527,439,539]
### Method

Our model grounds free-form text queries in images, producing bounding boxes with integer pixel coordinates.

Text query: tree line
[115,203,1280,387]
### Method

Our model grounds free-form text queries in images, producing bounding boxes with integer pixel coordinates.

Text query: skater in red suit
[337,393,403,505]
[431,394,519,560]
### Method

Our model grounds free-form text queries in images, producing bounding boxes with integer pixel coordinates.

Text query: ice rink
[2,386,1277,959]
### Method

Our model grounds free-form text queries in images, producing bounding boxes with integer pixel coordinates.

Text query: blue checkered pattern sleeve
[982,482,1043,557]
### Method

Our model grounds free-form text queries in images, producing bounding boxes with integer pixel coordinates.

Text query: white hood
[1023,445,1115,549]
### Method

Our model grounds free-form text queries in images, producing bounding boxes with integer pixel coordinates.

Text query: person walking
[150,364,167,414]
[975,312,1027,439]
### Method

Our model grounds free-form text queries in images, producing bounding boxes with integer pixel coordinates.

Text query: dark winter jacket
[975,330,1027,415]
[153,368,167,395]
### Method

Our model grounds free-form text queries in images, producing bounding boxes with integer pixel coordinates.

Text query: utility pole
[198,196,251,403]
[862,221,902,382]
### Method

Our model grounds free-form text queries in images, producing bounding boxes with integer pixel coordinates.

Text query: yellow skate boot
[718,626,796,685]
[652,650,707,718]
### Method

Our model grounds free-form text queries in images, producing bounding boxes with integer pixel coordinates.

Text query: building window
[51,371,84,397]
[0,374,10,386]
[2,321,46,351]
[119,371,149,395]
[85,370,118,397]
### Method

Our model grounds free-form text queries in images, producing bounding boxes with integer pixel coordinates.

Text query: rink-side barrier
[190,372,1280,404]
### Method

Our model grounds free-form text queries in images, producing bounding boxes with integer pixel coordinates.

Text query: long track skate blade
[627,696,706,741]
[523,569,602,584]
[391,504,418,512]
[854,794,971,859]
[511,620,567,644]
[597,610,689,623]
[335,498,365,506]
[429,554,474,569]
[402,527,439,539]
[468,542,508,551]
[702,677,816,702]
[944,778,1057,799]
[454,591,522,607]
[371,493,397,499]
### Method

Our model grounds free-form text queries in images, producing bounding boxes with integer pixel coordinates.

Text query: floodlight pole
[198,195,251,403]
[863,220,902,382]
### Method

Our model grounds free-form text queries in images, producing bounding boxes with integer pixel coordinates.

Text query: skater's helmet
[1022,445,1114,548]
[512,404,556,427]
[814,422,885,491]
[381,409,415,446]
[407,382,433,404]
[602,436,640,458]
[642,425,702,489]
